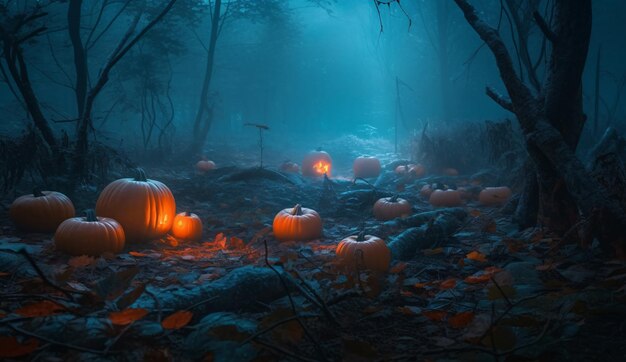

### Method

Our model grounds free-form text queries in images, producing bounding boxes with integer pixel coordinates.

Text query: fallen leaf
[0,272,10,277]
[129,251,148,257]
[389,262,407,274]
[466,251,487,263]
[449,311,475,329]
[229,236,245,250]
[0,336,39,357]
[363,305,383,315]
[116,283,146,310]
[423,310,447,321]
[487,285,517,300]
[423,247,444,256]
[162,310,193,330]
[15,300,65,317]
[469,209,481,217]
[397,306,421,315]
[94,266,140,301]
[68,255,95,268]
[439,278,457,290]
[109,308,149,326]
[260,308,303,344]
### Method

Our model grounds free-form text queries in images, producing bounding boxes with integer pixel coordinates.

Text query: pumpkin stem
[356,230,366,242]
[184,211,191,217]
[84,209,98,222]
[389,194,399,202]
[134,168,148,182]
[291,204,303,216]
[316,147,322,152]
[33,188,44,197]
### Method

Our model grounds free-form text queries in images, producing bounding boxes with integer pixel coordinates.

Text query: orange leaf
[466,251,487,263]
[161,310,193,330]
[15,300,65,317]
[469,209,481,217]
[423,310,447,321]
[439,278,457,290]
[449,311,475,329]
[413,282,429,289]
[0,272,10,277]
[422,247,444,256]
[397,306,421,315]
[109,308,149,326]
[129,251,148,257]
[0,336,39,358]
[68,255,95,268]
[389,262,407,274]
[464,274,491,284]
[400,290,414,297]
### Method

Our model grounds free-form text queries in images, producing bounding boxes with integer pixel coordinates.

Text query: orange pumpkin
[279,161,300,174]
[54,210,125,256]
[302,148,332,177]
[336,231,390,273]
[10,190,75,232]
[420,184,434,198]
[394,165,411,175]
[196,160,216,173]
[479,187,512,206]
[96,169,176,242]
[373,195,412,221]
[273,204,322,241]
[429,189,463,207]
[442,168,459,176]
[171,212,203,241]
[353,156,381,178]
[409,164,426,177]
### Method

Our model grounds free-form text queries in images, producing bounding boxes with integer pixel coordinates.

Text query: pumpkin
[171,212,203,241]
[395,163,425,178]
[353,156,381,178]
[196,160,216,173]
[9,189,75,232]
[54,209,125,256]
[302,148,332,177]
[394,165,411,175]
[273,204,323,241]
[420,184,434,198]
[96,169,176,242]
[336,231,390,273]
[479,187,512,206]
[442,168,459,176]
[373,195,412,221]
[429,189,463,207]
[279,161,300,173]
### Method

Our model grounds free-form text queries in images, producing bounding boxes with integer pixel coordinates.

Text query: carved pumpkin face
[353,156,381,178]
[54,210,125,256]
[429,189,463,207]
[373,195,412,221]
[196,160,216,173]
[273,204,323,241]
[96,169,176,242]
[279,161,300,174]
[479,187,512,206]
[302,149,332,177]
[336,232,390,273]
[171,212,203,241]
[10,190,75,232]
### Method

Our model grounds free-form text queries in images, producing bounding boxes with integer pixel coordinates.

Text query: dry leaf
[261,308,303,344]
[109,308,149,326]
[0,336,39,357]
[162,310,193,330]
[0,272,11,277]
[68,255,95,268]
[389,262,407,274]
[129,251,148,257]
[469,209,481,217]
[397,306,421,315]
[423,310,447,321]
[466,251,487,262]
[15,300,65,317]
[449,311,475,329]
[423,247,444,256]
[439,278,457,290]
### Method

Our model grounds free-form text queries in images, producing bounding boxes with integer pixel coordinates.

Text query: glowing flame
[313,161,330,175]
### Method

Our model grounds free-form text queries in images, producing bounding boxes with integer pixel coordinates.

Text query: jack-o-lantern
[429,189,463,207]
[479,187,512,206]
[279,161,300,174]
[353,156,381,178]
[196,160,216,173]
[171,212,203,241]
[273,204,322,241]
[54,210,125,256]
[10,190,75,232]
[373,195,412,221]
[96,169,176,242]
[302,148,332,177]
[336,231,390,273]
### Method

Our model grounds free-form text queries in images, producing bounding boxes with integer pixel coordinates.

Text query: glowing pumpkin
[54,210,125,256]
[279,161,300,174]
[373,195,412,221]
[479,187,512,206]
[353,156,381,178]
[273,204,322,241]
[96,169,176,242]
[302,148,332,177]
[336,231,390,273]
[10,190,75,232]
[196,160,216,173]
[429,189,463,207]
[171,212,203,241]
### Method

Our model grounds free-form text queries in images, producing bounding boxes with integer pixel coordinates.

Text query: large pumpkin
[429,189,463,207]
[336,231,390,273]
[96,169,176,242]
[10,190,75,232]
[273,204,322,241]
[302,148,332,177]
[196,160,216,173]
[353,156,381,178]
[373,195,412,221]
[171,212,203,241]
[479,187,512,206]
[54,210,125,256]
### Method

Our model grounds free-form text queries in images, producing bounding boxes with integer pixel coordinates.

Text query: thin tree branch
[533,11,556,42]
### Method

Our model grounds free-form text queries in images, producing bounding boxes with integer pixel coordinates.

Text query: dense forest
[1,0,626,360]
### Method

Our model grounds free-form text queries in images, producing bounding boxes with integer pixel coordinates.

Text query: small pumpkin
[273,204,322,241]
[479,187,512,206]
[196,160,216,173]
[429,189,463,207]
[353,156,381,178]
[302,148,332,177]
[96,169,176,243]
[409,164,426,178]
[442,168,459,176]
[171,212,203,241]
[279,161,300,174]
[10,189,75,232]
[336,231,390,273]
[394,165,411,175]
[420,184,434,198]
[373,195,412,221]
[54,210,125,256]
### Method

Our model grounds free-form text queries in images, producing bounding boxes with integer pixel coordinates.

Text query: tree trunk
[68,0,88,118]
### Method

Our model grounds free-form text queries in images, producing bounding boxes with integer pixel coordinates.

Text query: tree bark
[68,0,88,118]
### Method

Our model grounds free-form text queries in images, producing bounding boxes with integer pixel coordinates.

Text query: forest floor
[1,142,626,361]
